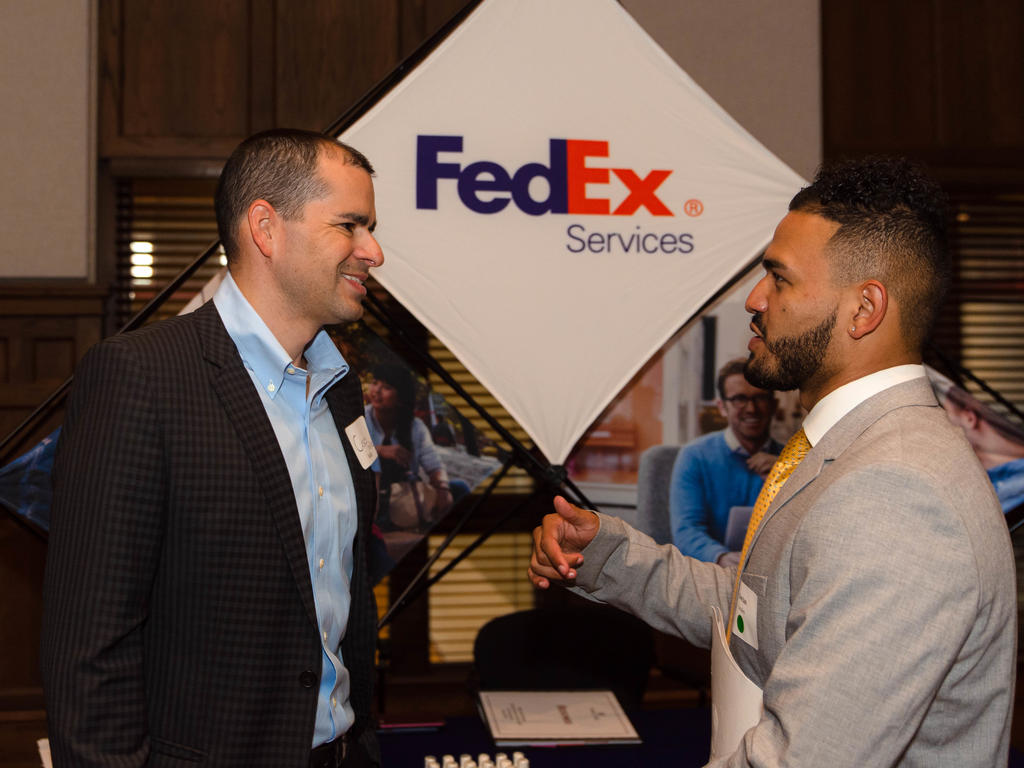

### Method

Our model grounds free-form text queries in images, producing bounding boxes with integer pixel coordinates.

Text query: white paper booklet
[478,690,641,746]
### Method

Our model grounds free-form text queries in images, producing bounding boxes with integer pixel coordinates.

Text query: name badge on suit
[709,606,763,759]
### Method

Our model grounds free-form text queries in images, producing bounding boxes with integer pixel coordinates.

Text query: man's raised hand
[528,496,600,589]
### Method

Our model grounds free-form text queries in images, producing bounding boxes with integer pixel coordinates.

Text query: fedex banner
[342,0,805,465]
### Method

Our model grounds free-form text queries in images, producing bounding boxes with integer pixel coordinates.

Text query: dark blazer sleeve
[41,336,166,767]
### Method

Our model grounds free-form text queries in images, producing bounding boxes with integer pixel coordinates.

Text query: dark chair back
[473,603,654,712]
[620,444,680,545]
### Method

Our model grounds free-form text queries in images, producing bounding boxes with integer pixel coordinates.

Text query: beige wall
[622,0,822,391]
[623,0,822,181]
[0,0,95,279]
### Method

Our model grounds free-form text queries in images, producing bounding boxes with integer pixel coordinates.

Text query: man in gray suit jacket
[530,157,1017,766]
[42,130,384,767]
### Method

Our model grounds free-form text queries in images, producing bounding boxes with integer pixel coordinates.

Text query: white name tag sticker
[734,580,759,650]
[345,416,378,470]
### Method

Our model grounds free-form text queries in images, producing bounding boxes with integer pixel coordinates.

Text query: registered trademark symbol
[683,199,704,217]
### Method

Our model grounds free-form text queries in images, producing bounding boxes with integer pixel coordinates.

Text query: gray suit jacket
[42,301,379,767]
[574,378,1016,767]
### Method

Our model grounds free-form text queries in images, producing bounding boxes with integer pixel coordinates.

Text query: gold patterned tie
[727,428,811,640]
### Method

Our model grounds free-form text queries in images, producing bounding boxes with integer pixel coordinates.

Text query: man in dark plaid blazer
[42,130,385,767]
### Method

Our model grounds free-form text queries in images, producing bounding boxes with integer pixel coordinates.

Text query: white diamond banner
[342,0,805,465]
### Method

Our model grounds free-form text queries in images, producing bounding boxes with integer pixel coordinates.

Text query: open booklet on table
[477,690,641,747]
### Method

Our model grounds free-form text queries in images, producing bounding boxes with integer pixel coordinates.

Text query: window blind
[426,532,535,664]
[936,192,1024,422]
[115,178,223,328]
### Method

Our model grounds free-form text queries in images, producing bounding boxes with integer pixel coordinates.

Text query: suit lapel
[324,379,376,572]
[747,377,939,555]
[193,301,319,630]
[324,369,379,718]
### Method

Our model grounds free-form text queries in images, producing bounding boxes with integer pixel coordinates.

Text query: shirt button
[332,696,337,708]
[287,366,295,374]
[319,558,325,569]
[267,382,276,393]
[318,486,324,497]
[323,630,328,641]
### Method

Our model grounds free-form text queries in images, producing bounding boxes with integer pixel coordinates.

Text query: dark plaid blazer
[41,300,379,767]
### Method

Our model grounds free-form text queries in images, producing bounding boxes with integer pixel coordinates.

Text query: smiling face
[271,148,383,329]
[744,211,843,402]
[369,377,401,412]
[717,373,777,451]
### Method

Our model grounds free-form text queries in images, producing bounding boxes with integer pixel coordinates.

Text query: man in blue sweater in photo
[670,358,783,564]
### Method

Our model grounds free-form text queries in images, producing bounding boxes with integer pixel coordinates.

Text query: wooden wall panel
[0,512,47,706]
[822,1,938,156]
[934,0,1024,150]
[0,287,105,705]
[99,0,475,160]
[120,1,251,139]
[0,291,105,451]
[274,0,401,131]
[99,0,248,158]
[398,0,474,58]
[822,0,1024,175]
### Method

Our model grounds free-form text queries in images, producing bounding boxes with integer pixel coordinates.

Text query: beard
[744,307,838,392]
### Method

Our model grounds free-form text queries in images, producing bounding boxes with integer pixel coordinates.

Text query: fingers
[717,550,742,569]
[553,494,584,522]
[541,512,583,578]
[747,454,772,478]
[528,500,589,589]
[528,547,581,588]
[527,562,553,590]
[527,496,599,589]
[528,527,581,588]
[551,496,600,552]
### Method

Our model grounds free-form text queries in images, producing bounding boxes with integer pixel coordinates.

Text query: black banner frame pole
[377,452,514,630]
[414,487,545,602]
[0,240,223,465]
[378,487,545,632]
[362,293,594,508]
[323,0,487,140]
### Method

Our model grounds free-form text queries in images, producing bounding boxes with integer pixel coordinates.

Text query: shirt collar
[802,364,927,446]
[212,271,348,402]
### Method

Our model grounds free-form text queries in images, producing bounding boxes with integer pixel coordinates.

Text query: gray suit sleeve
[572,513,735,649]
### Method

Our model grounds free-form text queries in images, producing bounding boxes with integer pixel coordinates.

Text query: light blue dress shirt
[213,272,357,747]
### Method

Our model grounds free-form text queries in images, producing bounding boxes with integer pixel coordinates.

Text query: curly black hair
[789,156,950,351]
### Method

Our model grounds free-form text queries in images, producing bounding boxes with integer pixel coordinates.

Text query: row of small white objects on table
[425,751,529,768]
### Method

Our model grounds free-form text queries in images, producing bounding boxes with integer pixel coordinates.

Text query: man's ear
[848,280,887,339]
[960,408,979,431]
[246,200,277,258]
[716,398,729,420]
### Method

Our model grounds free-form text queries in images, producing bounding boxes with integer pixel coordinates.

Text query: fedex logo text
[416,135,673,216]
